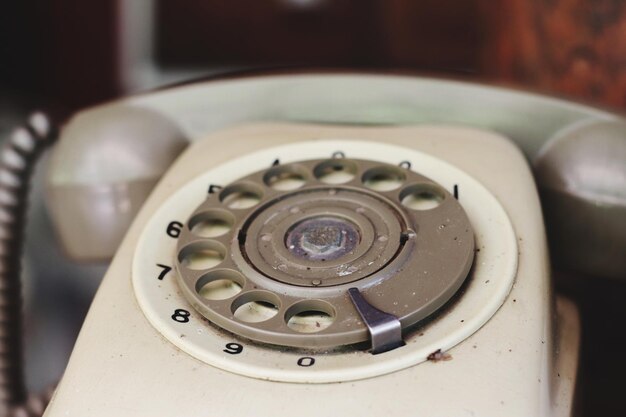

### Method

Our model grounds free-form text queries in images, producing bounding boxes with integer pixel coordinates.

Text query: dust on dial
[175,156,475,353]
[131,140,517,383]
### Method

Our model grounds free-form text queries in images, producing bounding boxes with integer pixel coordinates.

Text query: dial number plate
[132,140,517,383]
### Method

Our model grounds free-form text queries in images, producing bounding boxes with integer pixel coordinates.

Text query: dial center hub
[242,187,404,287]
[286,216,360,262]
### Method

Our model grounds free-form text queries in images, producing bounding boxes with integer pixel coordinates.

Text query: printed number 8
[171,309,191,323]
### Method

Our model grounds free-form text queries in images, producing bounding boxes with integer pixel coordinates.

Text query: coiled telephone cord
[0,113,58,417]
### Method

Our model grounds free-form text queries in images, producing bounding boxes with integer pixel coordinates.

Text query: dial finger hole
[263,165,307,191]
[285,300,336,333]
[178,241,226,270]
[400,183,445,211]
[232,291,280,323]
[362,166,407,192]
[219,183,263,209]
[313,159,357,184]
[196,269,244,300]
[189,210,234,238]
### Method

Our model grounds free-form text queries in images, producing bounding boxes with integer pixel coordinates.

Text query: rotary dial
[175,157,475,351]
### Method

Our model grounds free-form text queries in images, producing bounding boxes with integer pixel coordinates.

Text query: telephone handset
[41,74,625,416]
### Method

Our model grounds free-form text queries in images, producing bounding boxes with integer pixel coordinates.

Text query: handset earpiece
[535,120,626,279]
[45,105,188,261]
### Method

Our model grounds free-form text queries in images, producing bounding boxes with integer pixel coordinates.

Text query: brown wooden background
[1,0,625,110]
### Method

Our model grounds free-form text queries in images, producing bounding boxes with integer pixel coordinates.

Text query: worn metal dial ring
[175,158,474,348]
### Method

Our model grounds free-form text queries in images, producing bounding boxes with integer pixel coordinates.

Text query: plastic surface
[133,140,516,382]
[44,123,578,417]
[46,106,188,260]
[535,120,626,279]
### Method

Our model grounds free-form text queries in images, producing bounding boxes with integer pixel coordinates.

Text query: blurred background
[0,0,625,415]
[2,0,626,109]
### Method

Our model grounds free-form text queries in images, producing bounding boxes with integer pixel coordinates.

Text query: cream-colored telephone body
[44,122,578,417]
[42,74,626,416]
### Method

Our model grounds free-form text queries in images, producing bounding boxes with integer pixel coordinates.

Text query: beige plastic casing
[132,139,514,383]
[43,124,580,417]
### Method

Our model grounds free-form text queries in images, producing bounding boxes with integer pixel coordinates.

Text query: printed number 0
[171,309,191,323]
[297,357,315,367]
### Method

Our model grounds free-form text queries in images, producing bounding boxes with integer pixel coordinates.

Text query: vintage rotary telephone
[11,73,626,416]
